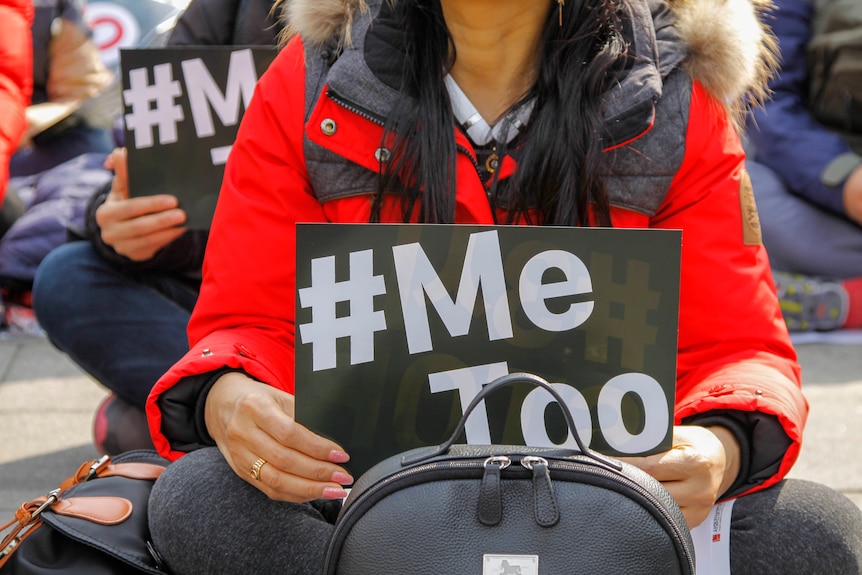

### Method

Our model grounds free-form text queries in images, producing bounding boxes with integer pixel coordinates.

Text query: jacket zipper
[327,89,385,127]
[457,143,485,185]
[326,90,486,184]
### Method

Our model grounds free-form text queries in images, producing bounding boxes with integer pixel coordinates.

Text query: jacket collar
[281,0,776,110]
[282,0,775,140]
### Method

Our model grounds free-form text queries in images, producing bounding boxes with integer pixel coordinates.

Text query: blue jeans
[11,125,114,178]
[32,241,198,408]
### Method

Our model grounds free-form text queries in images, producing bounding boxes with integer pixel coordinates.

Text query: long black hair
[372,0,628,227]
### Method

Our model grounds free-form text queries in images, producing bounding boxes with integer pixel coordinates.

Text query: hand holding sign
[621,425,742,528]
[120,47,277,229]
[96,147,187,261]
[204,371,354,502]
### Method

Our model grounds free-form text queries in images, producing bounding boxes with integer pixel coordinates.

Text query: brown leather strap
[53,496,133,525]
[58,459,105,490]
[101,462,167,482]
[58,458,166,490]
[1,456,166,566]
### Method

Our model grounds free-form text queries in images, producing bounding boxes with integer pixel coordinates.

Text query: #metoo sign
[120,47,276,229]
[295,224,682,476]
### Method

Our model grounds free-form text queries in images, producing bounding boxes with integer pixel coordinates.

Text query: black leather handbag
[323,373,695,575]
[0,450,169,574]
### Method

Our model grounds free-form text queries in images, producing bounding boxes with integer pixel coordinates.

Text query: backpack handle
[402,372,622,470]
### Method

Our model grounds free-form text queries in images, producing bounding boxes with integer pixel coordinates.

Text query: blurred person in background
[32,0,282,456]
[11,0,114,178]
[746,0,862,333]
[0,0,34,238]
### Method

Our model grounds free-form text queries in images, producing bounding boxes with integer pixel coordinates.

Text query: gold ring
[250,457,267,481]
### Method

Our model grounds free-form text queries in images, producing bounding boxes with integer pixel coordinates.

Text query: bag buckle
[0,488,61,562]
[86,455,111,481]
[29,489,61,519]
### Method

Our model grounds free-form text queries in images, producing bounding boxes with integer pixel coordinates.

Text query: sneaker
[93,393,156,456]
[772,271,849,332]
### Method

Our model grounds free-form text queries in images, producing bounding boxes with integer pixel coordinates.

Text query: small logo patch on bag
[483,554,539,575]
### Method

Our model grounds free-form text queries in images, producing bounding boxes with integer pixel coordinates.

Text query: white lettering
[428,364,671,455]
[393,231,513,354]
[597,373,669,453]
[181,48,258,138]
[519,250,594,332]
[520,382,593,448]
[428,362,510,444]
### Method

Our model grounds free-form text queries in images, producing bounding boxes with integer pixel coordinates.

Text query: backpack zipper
[324,455,695,574]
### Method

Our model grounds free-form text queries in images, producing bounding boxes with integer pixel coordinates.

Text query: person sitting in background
[0,0,34,238]
[746,0,862,332]
[11,0,114,179]
[142,0,862,574]
[32,0,283,456]
[0,0,113,331]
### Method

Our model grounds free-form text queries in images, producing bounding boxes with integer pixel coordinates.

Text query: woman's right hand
[204,371,354,502]
[95,147,187,261]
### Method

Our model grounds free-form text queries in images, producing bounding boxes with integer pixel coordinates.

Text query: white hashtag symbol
[123,63,185,149]
[298,250,387,372]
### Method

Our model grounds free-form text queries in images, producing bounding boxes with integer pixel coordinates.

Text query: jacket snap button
[321,118,337,136]
[485,153,500,173]
[375,147,391,163]
[201,348,213,357]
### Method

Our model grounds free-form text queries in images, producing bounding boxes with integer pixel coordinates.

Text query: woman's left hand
[619,425,741,528]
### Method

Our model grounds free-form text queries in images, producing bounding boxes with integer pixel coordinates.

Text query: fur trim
[668,0,778,117]
[276,0,777,111]
[277,0,371,49]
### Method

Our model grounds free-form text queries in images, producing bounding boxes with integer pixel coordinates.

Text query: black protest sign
[120,47,276,229]
[295,224,682,477]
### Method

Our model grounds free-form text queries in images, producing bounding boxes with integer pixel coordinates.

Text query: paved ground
[0,335,860,518]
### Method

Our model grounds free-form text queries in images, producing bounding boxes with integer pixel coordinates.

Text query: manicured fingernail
[323,487,348,500]
[332,471,354,485]
[329,450,350,463]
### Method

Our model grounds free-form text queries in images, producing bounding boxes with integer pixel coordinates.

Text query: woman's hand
[95,148,187,261]
[204,371,354,502]
[620,425,741,528]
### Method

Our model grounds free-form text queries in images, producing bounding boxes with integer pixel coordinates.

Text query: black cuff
[157,367,244,453]
[683,410,791,499]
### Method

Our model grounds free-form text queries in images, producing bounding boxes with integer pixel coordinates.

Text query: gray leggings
[149,447,862,575]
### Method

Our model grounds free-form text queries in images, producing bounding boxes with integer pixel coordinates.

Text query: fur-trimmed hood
[276,0,777,111]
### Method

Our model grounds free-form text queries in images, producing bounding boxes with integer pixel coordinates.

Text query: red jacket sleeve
[146,38,327,459]
[653,81,807,495]
[0,0,33,203]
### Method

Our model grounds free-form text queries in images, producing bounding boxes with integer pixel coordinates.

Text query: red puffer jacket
[0,0,33,204]
[147,6,805,498]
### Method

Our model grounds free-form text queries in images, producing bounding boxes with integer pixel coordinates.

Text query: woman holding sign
[145,0,862,573]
